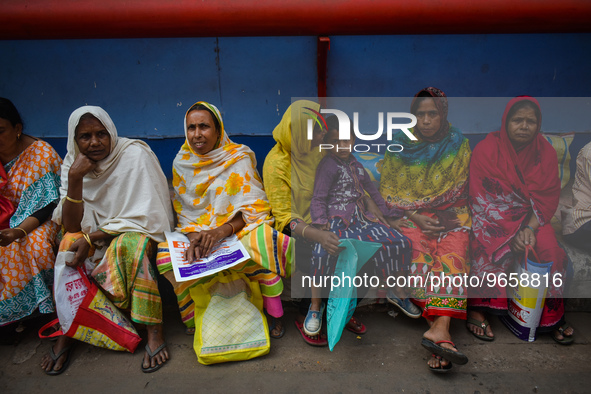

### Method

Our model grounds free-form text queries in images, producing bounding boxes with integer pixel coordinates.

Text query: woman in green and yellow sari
[42,106,174,375]
[380,87,472,372]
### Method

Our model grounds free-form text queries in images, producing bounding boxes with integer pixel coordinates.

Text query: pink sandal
[294,320,328,347]
[345,316,367,335]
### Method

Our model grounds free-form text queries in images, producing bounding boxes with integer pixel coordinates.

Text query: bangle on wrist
[301,224,310,239]
[66,195,83,204]
[15,227,27,238]
[225,222,236,235]
[524,225,535,233]
[82,233,93,247]
[404,210,417,220]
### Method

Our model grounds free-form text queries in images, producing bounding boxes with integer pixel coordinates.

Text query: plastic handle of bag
[38,318,64,339]
[524,245,541,270]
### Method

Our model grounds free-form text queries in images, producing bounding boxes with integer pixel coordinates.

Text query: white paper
[165,231,251,282]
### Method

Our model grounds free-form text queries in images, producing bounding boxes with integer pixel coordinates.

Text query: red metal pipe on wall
[1,0,590,39]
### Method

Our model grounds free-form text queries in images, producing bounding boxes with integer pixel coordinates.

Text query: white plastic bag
[53,251,89,333]
[500,246,553,342]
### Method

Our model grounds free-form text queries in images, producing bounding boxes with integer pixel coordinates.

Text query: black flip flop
[45,345,73,376]
[421,338,468,365]
[141,342,168,373]
[429,354,453,374]
[466,317,495,342]
[552,323,574,346]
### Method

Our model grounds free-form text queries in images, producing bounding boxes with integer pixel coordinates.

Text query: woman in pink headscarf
[468,96,573,345]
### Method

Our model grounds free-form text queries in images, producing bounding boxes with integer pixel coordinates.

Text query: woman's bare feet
[423,316,456,353]
[555,325,574,339]
[422,315,468,365]
[142,324,169,372]
[467,310,494,339]
[185,327,195,335]
[269,318,285,338]
[428,354,451,372]
[40,336,73,375]
[552,324,574,345]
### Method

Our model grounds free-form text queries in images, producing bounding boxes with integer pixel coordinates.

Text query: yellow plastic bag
[190,271,270,365]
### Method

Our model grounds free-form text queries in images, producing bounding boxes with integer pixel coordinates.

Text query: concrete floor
[1,303,590,393]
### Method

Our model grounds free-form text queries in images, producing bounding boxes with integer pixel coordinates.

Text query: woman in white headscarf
[41,106,174,375]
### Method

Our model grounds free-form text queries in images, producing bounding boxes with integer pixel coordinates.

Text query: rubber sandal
[303,304,324,336]
[44,345,73,376]
[268,317,286,339]
[552,323,574,346]
[46,322,61,342]
[421,338,468,365]
[386,291,422,319]
[141,342,168,373]
[429,354,452,374]
[466,317,494,341]
[345,316,367,335]
[294,320,328,347]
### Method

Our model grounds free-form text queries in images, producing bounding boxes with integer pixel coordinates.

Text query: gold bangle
[408,210,417,219]
[225,222,236,235]
[66,195,83,204]
[15,227,27,238]
[301,224,310,239]
[82,233,92,247]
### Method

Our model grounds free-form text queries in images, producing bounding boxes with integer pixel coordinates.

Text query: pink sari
[469,96,567,330]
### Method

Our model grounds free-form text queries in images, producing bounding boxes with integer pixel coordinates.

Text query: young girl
[304,117,420,337]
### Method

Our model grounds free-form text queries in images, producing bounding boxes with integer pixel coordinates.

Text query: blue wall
[1,33,590,177]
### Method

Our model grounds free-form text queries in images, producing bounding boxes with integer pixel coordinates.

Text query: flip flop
[429,354,453,374]
[141,342,168,373]
[268,317,286,339]
[552,323,574,346]
[345,316,367,335]
[294,320,328,347]
[44,345,73,376]
[421,338,468,365]
[466,317,495,341]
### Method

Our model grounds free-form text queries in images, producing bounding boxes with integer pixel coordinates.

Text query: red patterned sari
[468,96,567,330]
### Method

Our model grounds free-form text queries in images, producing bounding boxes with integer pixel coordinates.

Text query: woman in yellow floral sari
[156,101,293,338]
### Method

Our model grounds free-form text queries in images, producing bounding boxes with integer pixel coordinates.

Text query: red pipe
[317,37,331,101]
[1,0,590,40]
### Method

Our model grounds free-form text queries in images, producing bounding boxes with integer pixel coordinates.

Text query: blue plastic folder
[327,239,381,351]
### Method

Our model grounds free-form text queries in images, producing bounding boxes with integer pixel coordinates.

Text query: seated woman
[0,98,62,336]
[563,140,591,254]
[379,87,472,372]
[468,96,574,345]
[41,106,174,375]
[305,116,419,337]
[156,101,292,339]
[263,100,370,346]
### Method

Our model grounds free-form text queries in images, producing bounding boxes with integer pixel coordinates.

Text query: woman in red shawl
[468,96,573,345]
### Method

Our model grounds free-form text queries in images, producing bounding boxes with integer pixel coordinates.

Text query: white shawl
[52,106,174,243]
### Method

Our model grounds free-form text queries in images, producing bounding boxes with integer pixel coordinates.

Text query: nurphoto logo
[304,107,417,153]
